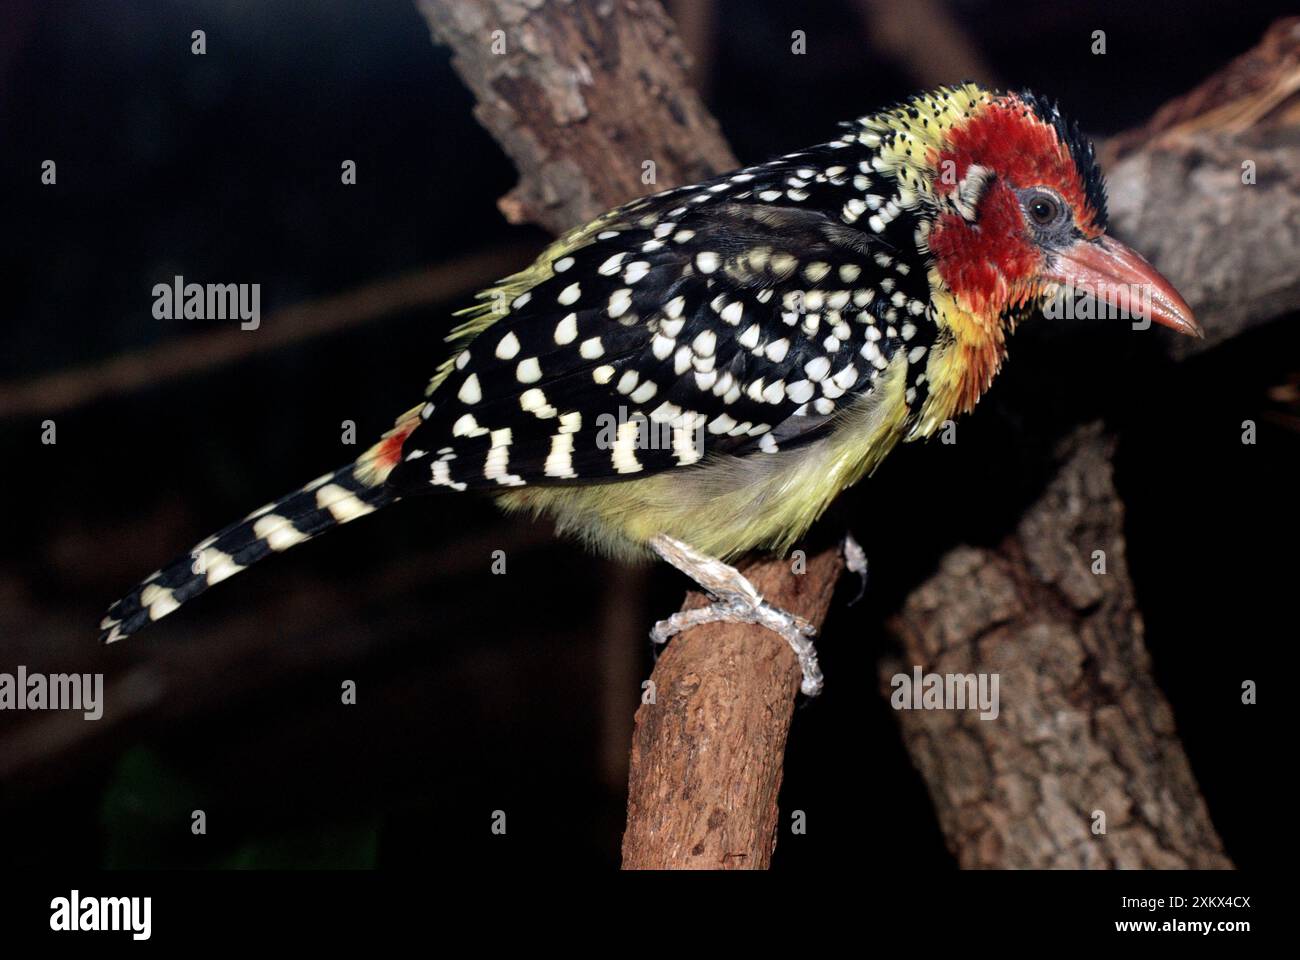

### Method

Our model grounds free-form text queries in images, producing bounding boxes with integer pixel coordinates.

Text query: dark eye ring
[1028,194,1060,226]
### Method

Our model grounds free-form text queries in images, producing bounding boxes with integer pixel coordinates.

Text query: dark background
[0,0,1291,871]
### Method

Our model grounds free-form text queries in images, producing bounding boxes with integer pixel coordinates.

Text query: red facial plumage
[928,182,1039,316]
[927,95,1104,316]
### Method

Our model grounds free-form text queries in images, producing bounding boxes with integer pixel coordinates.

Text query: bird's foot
[842,530,869,606]
[648,534,824,696]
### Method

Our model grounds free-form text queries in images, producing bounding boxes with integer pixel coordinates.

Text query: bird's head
[899,87,1200,339]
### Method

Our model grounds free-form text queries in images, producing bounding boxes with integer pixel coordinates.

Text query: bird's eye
[1028,194,1060,226]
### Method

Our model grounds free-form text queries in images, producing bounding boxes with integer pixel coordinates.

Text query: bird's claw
[648,534,824,696]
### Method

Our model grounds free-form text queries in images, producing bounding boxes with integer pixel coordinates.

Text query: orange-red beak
[1045,236,1202,338]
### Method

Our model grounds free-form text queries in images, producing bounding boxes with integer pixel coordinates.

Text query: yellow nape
[858,83,993,210]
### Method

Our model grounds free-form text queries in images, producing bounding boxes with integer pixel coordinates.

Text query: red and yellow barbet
[100,84,1200,663]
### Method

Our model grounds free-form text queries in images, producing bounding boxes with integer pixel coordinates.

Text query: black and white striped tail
[99,461,397,643]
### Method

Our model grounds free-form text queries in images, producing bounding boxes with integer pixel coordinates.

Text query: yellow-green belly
[494,357,912,561]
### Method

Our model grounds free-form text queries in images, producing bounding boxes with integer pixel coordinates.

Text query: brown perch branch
[621,549,843,868]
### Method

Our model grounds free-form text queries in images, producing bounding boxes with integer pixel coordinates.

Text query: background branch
[417,0,735,235]
[0,246,532,421]
[885,426,1231,868]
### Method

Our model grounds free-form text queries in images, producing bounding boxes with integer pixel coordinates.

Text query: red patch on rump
[374,421,417,469]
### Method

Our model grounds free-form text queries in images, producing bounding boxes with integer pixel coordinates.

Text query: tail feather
[99,408,423,644]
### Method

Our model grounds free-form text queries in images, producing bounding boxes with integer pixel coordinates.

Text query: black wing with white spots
[388,146,938,493]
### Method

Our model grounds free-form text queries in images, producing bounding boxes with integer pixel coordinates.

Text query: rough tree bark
[416,0,736,235]
[885,426,1232,868]
[621,549,844,868]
